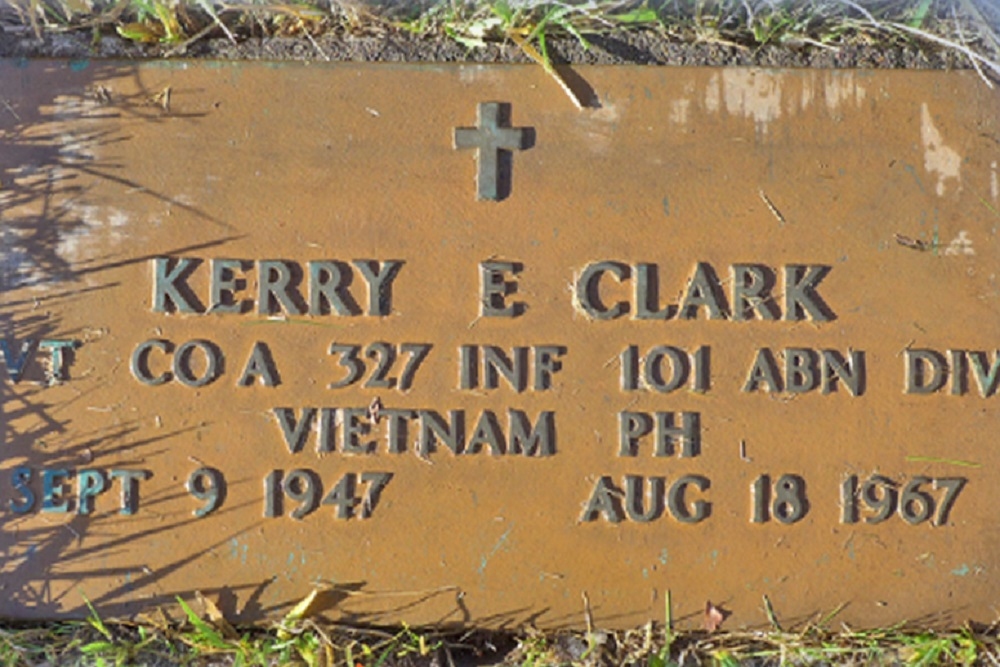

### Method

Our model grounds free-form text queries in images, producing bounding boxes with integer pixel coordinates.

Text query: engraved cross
[453,102,532,201]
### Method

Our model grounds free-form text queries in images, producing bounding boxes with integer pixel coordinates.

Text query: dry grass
[0,0,998,77]
[3,607,1000,665]
[2,0,998,103]
[0,590,997,665]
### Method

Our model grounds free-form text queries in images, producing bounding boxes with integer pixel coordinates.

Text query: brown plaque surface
[2,60,1000,629]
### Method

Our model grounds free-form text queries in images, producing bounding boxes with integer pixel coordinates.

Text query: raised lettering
[668,475,710,523]
[634,263,674,320]
[581,476,624,523]
[905,349,947,394]
[238,341,280,387]
[77,469,107,515]
[308,261,357,316]
[111,470,147,515]
[209,259,247,314]
[417,410,465,456]
[257,260,304,315]
[480,261,524,317]
[0,338,34,383]
[577,261,629,320]
[678,262,727,320]
[783,264,834,322]
[274,407,317,454]
[508,409,555,456]
[39,339,77,382]
[732,264,778,321]
[152,257,201,313]
[466,410,505,456]
[354,260,403,317]
[130,339,172,385]
[744,348,781,393]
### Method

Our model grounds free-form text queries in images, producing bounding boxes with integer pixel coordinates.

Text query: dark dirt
[0,23,983,71]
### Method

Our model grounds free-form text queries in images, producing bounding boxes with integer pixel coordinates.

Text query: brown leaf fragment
[277,588,323,640]
[195,590,238,639]
[150,86,171,113]
[704,600,725,632]
[895,233,927,251]
[368,396,383,424]
[116,22,164,43]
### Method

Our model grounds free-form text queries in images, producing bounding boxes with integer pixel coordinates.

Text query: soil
[0,23,986,71]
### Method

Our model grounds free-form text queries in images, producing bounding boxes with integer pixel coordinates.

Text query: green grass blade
[490,0,513,26]
[614,7,659,24]
[81,594,113,641]
[80,640,116,654]
[909,0,934,28]
[176,596,230,650]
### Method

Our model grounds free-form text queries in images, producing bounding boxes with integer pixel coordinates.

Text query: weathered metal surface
[1,60,999,629]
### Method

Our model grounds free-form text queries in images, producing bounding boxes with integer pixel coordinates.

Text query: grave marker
[1,60,999,628]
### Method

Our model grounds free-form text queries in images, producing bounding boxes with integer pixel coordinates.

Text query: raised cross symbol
[453,102,533,201]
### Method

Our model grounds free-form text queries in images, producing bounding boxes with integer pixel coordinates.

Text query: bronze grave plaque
[1,60,1000,629]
